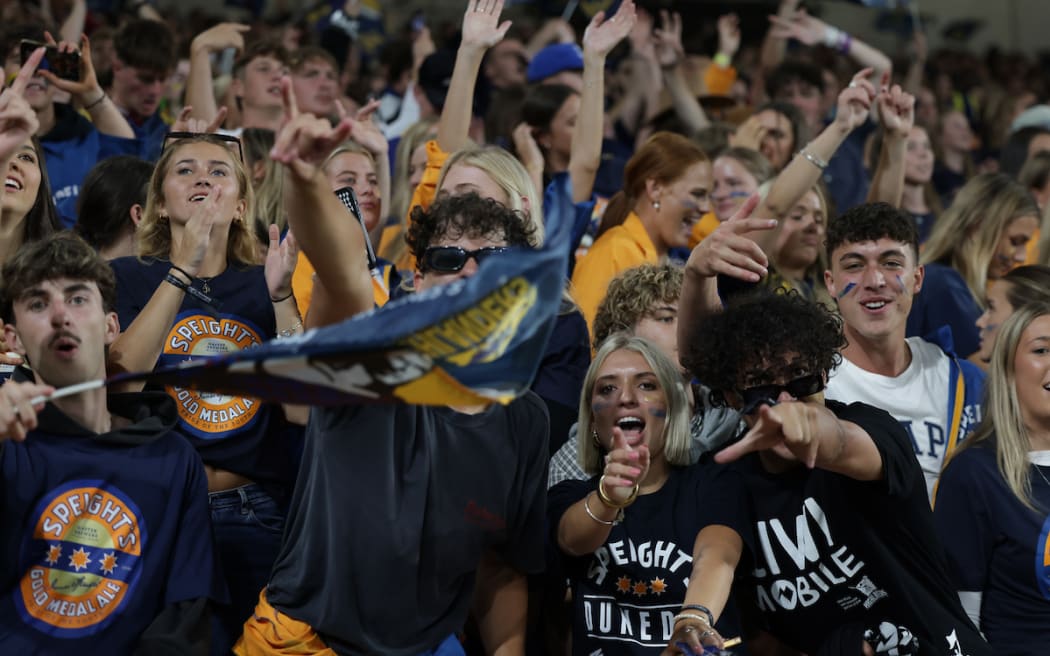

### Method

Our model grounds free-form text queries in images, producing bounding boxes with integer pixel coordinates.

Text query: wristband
[270,289,294,303]
[822,25,844,49]
[797,148,828,171]
[713,53,731,68]
[673,612,711,627]
[681,604,715,627]
[84,92,107,111]
[164,273,221,310]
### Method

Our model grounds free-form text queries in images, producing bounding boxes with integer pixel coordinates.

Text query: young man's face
[4,278,119,389]
[291,57,338,118]
[633,301,679,368]
[111,59,169,118]
[824,238,924,344]
[236,55,287,112]
[413,230,508,293]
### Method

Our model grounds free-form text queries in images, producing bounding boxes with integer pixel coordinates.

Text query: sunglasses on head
[421,246,509,273]
[162,131,244,163]
[739,373,825,414]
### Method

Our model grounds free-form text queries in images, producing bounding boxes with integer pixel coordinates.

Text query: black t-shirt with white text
[728,400,990,656]
[548,463,752,655]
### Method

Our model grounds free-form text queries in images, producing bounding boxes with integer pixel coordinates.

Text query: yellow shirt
[292,251,391,319]
[571,212,659,332]
[688,212,720,249]
[377,140,450,273]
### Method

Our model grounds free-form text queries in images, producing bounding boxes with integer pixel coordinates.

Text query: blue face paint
[895,274,908,294]
[836,282,857,299]
[727,190,751,199]
[592,402,610,413]
[648,407,667,418]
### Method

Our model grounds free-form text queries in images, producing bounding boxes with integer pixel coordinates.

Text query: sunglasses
[162,131,244,163]
[739,373,825,414]
[421,246,508,273]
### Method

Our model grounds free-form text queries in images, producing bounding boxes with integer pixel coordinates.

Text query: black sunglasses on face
[739,373,825,414]
[162,131,244,163]
[421,246,509,273]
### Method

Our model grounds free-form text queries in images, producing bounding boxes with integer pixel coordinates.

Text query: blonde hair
[577,334,692,475]
[964,301,1050,510]
[922,173,1039,305]
[437,145,544,246]
[138,135,258,266]
[242,128,285,242]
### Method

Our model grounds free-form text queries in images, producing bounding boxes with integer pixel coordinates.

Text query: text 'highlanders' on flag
[109,190,574,408]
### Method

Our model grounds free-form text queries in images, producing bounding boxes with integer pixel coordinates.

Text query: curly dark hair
[765,59,825,99]
[405,193,536,271]
[825,202,919,262]
[1,232,116,324]
[682,290,845,407]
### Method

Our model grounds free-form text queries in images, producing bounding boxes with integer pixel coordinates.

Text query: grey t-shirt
[266,393,550,655]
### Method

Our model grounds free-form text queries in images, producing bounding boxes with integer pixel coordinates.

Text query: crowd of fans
[0,0,1049,654]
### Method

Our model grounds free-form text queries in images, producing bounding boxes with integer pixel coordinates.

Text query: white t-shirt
[826,337,950,498]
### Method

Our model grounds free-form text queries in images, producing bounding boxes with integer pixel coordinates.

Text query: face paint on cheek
[648,407,667,419]
[727,190,751,200]
[836,282,857,299]
[894,275,909,296]
[592,402,610,413]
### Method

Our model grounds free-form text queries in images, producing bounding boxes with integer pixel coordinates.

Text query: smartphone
[19,39,80,81]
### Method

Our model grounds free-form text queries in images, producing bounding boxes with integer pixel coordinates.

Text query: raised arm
[572,0,636,203]
[653,11,709,134]
[187,23,250,124]
[107,192,226,385]
[749,68,876,255]
[40,33,134,139]
[768,9,892,82]
[556,429,649,557]
[662,524,744,654]
[678,195,773,358]
[715,401,884,481]
[347,99,391,240]
[903,30,927,98]
[759,0,801,73]
[867,84,916,206]
[271,80,372,328]
[436,0,510,153]
[58,0,87,45]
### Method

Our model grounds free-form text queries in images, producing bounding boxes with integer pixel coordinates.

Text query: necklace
[198,276,214,294]
[1034,463,1050,490]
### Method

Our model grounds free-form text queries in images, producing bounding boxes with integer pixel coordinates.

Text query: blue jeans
[209,484,286,656]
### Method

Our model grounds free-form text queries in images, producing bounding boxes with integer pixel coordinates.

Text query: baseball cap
[418,50,456,111]
[526,43,583,84]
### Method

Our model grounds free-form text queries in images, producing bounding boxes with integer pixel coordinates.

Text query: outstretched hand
[600,426,650,504]
[264,224,299,300]
[271,77,353,181]
[460,0,511,51]
[171,105,229,134]
[583,0,636,58]
[876,79,915,139]
[652,10,684,69]
[767,8,827,46]
[834,68,877,133]
[685,194,774,282]
[715,401,822,468]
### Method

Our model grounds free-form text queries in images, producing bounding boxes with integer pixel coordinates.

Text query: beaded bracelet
[681,604,715,627]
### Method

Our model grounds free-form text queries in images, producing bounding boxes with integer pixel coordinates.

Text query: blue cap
[526,43,584,84]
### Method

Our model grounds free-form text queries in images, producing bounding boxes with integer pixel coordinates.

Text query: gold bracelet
[583,492,621,526]
[597,475,639,509]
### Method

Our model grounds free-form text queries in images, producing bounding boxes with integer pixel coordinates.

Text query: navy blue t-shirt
[906,262,982,358]
[548,463,752,654]
[111,257,297,485]
[0,392,220,654]
[934,441,1050,654]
